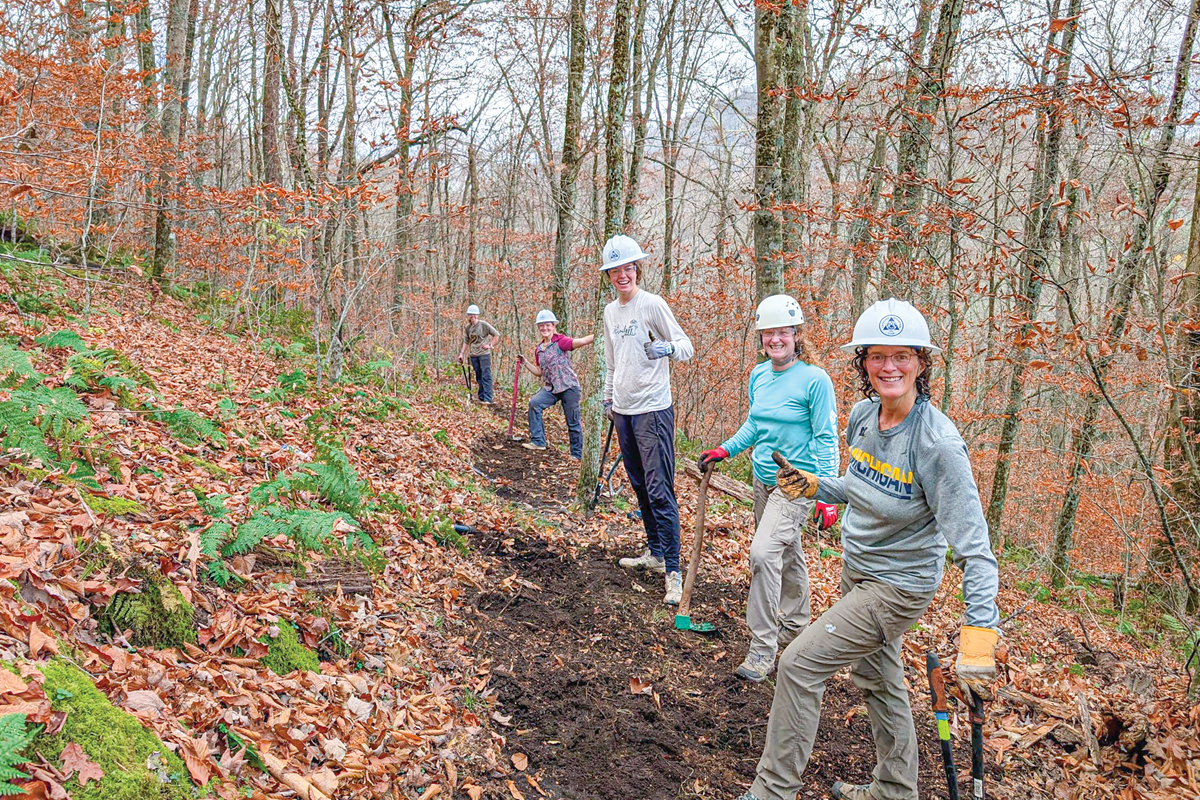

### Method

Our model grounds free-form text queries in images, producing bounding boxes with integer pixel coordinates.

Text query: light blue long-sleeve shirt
[719,359,839,485]
[816,398,1001,629]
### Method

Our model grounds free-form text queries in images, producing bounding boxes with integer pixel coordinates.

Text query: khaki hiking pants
[750,566,937,800]
[746,483,813,660]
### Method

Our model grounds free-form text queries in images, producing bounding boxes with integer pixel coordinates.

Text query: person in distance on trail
[697,294,839,684]
[601,234,694,607]
[732,298,1000,800]
[517,309,595,459]
[458,303,501,405]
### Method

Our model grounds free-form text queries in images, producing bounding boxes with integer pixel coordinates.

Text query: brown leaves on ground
[2,282,1198,799]
[58,742,104,785]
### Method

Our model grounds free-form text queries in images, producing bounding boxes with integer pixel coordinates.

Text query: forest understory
[0,277,1195,800]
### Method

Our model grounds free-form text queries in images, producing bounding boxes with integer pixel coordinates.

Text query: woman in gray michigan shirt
[734,299,1001,800]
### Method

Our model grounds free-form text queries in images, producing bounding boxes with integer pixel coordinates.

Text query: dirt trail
[466,428,1006,800]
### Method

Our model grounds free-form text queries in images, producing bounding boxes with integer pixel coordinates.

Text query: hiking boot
[664,571,682,605]
[521,442,547,451]
[618,549,666,573]
[777,624,805,651]
[830,781,873,800]
[732,792,762,800]
[735,652,775,682]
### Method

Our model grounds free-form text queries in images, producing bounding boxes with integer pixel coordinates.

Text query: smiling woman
[733,298,1001,800]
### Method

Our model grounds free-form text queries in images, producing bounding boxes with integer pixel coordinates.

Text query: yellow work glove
[955,625,999,700]
[771,451,819,500]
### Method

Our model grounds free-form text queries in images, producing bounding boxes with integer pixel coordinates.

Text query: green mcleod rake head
[674,613,716,633]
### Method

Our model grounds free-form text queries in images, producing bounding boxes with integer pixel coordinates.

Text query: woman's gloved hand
[698,447,728,473]
[772,451,819,500]
[812,502,838,530]
[955,625,1000,700]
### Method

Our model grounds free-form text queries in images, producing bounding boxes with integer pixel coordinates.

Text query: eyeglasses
[866,352,915,367]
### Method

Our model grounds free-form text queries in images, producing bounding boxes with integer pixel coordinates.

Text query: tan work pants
[746,486,814,660]
[750,566,936,800]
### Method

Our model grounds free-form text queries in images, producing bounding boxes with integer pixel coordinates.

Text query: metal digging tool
[507,358,523,440]
[592,418,616,505]
[675,462,717,634]
[969,691,986,800]
[460,362,472,394]
[926,653,961,800]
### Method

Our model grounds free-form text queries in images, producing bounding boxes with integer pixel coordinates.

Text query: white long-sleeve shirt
[603,289,693,414]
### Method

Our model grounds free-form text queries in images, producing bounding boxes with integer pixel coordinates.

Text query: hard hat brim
[599,251,647,271]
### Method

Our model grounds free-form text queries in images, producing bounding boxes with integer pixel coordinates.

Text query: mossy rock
[261,620,320,675]
[30,659,194,800]
[102,569,197,649]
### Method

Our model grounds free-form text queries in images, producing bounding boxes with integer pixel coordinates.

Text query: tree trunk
[261,0,284,185]
[986,0,1080,548]
[883,0,962,297]
[848,125,887,317]
[753,1,785,301]
[150,0,195,284]
[552,0,586,329]
[467,140,479,302]
[381,0,417,317]
[1052,0,1200,589]
[578,0,632,512]
[1163,143,1200,597]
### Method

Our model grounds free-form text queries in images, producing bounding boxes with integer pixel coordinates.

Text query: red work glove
[812,502,838,531]
[698,447,728,472]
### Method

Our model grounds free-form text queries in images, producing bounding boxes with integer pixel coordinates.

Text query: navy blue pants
[470,354,493,402]
[528,387,583,457]
[613,406,680,572]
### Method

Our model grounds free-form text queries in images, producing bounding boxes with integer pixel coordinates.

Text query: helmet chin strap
[769,351,797,369]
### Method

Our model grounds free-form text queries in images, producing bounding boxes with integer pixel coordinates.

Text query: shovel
[507,358,523,440]
[926,652,961,800]
[675,462,717,634]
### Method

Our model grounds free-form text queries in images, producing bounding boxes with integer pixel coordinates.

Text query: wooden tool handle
[677,463,713,617]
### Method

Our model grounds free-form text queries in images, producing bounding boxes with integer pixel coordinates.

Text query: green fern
[305,442,365,515]
[222,506,354,559]
[156,406,226,447]
[0,340,44,389]
[0,713,33,795]
[34,329,88,352]
[0,396,48,461]
[247,472,300,507]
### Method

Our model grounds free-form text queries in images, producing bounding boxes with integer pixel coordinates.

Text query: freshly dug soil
[466,431,1005,800]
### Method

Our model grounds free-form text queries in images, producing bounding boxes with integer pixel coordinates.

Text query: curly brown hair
[851,346,933,400]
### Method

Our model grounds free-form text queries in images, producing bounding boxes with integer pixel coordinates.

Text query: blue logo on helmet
[879,315,904,336]
[609,248,620,261]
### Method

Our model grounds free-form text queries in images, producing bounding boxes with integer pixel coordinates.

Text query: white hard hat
[755,294,805,330]
[466,304,481,315]
[600,234,649,272]
[841,298,942,355]
[535,309,558,325]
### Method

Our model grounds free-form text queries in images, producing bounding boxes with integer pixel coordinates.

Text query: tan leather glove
[771,451,818,500]
[955,625,999,700]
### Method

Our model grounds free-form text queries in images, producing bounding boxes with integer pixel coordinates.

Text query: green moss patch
[81,494,145,517]
[102,570,197,649]
[261,620,320,675]
[31,660,193,800]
